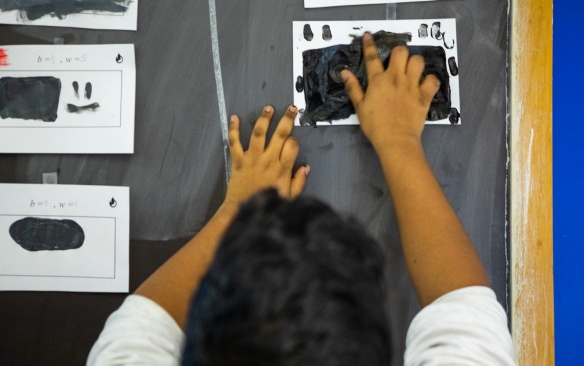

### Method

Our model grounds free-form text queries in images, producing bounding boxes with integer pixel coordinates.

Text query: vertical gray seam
[208,0,231,183]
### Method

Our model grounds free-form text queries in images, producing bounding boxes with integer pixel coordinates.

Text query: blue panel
[553,1,584,365]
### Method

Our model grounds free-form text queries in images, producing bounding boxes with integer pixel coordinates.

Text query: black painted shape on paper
[449,108,460,124]
[0,76,61,122]
[84,82,92,99]
[295,76,304,93]
[303,24,314,41]
[0,0,129,21]
[322,25,333,41]
[300,31,452,126]
[67,102,100,113]
[431,22,443,40]
[9,217,85,252]
[448,57,459,76]
[418,24,428,38]
[72,81,79,97]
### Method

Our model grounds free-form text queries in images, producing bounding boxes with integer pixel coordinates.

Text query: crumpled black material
[300,31,453,126]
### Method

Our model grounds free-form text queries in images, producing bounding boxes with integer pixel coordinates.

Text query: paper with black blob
[0,183,130,293]
[0,0,139,31]
[293,20,460,126]
[0,44,136,153]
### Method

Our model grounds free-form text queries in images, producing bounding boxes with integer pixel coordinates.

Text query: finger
[419,74,441,106]
[290,165,310,198]
[406,55,426,85]
[266,105,297,157]
[279,136,300,171]
[387,45,409,78]
[362,33,384,78]
[341,70,365,108]
[228,115,244,165]
[248,105,274,157]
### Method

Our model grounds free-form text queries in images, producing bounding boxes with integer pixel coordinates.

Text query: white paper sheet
[305,0,437,8]
[0,44,136,153]
[0,0,138,31]
[0,184,129,293]
[293,19,460,126]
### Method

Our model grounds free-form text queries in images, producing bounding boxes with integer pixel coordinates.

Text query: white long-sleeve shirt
[87,286,515,365]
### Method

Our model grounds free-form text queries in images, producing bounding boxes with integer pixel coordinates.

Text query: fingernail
[289,105,297,113]
[264,106,273,113]
[363,32,372,42]
[229,115,236,124]
[303,164,311,176]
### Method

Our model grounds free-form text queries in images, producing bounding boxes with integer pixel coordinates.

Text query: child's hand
[224,105,310,208]
[341,33,441,153]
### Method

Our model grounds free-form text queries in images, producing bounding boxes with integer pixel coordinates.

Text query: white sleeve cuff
[87,294,185,366]
[405,286,516,366]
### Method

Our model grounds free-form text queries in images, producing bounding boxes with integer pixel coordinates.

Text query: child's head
[182,189,390,366]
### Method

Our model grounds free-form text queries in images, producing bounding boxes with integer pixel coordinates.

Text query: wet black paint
[84,82,92,99]
[431,22,443,40]
[418,24,428,38]
[322,25,333,41]
[300,31,452,126]
[303,24,314,41]
[0,76,61,122]
[67,102,100,113]
[295,76,304,93]
[448,57,459,76]
[443,36,455,50]
[9,217,85,252]
[449,108,460,124]
[0,0,129,21]
[72,81,79,97]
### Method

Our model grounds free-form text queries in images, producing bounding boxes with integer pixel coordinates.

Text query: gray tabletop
[0,1,509,364]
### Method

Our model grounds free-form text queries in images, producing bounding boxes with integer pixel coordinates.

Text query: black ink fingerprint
[72,81,79,97]
[418,24,428,38]
[300,31,452,126]
[448,57,459,76]
[67,102,100,113]
[0,77,61,122]
[443,35,455,50]
[0,0,129,21]
[322,25,333,41]
[9,217,85,252]
[303,24,314,41]
[431,22,443,40]
[84,82,92,99]
[449,108,460,124]
[295,76,304,93]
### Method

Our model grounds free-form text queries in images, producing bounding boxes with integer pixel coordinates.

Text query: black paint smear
[303,24,314,41]
[443,35,455,50]
[72,81,79,97]
[295,76,304,93]
[322,25,332,41]
[418,24,428,38]
[449,108,460,124]
[448,57,459,76]
[431,22,443,40]
[0,0,129,21]
[0,77,61,122]
[84,82,92,99]
[300,31,452,126]
[67,102,100,113]
[9,217,85,252]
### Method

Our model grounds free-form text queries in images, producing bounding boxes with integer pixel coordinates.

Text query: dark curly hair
[182,189,390,366]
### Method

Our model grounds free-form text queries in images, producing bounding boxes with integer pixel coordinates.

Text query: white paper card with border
[293,19,460,127]
[0,184,129,293]
[305,0,437,8]
[0,44,136,153]
[0,0,138,31]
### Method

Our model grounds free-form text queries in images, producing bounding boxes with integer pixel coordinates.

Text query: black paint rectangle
[0,76,61,122]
